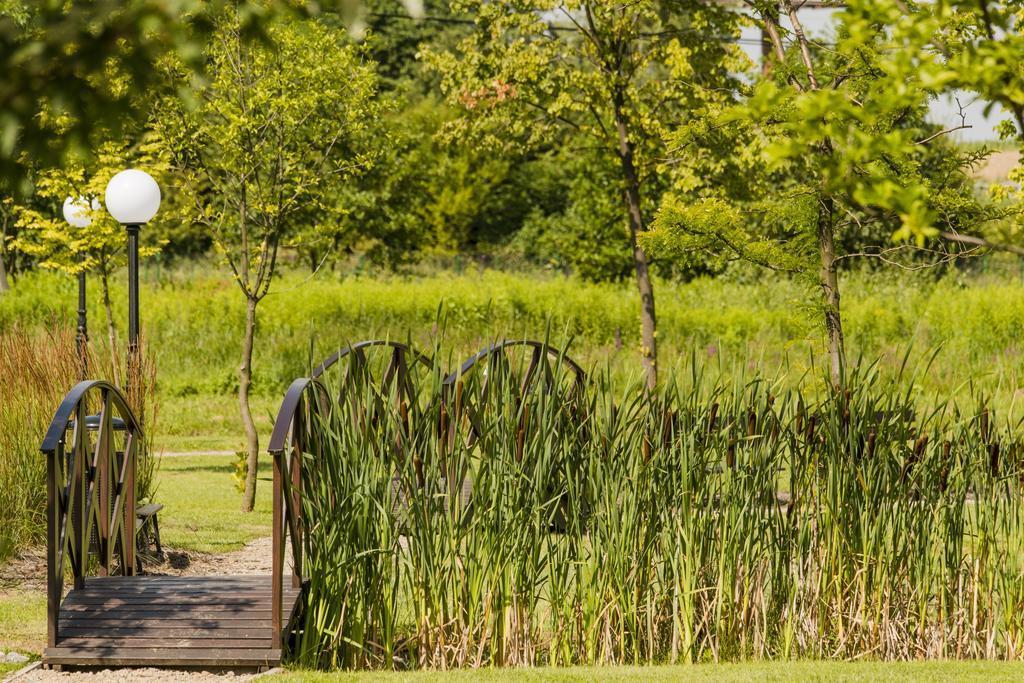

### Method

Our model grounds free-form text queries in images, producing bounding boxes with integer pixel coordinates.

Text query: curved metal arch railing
[40,380,143,649]
[311,339,433,380]
[443,339,586,390]
[440,340,589,453]
[267,338,591,644]
[267,375,330,650]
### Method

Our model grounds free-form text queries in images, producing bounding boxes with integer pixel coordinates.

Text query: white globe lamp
[104,169,161,225]
[62,196,99,228]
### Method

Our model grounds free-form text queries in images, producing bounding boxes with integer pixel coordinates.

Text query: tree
[643,0,988,386]
[423,0,742,389]
[155,12,381,512]
[919,1,1024,254]
[0,0,399,186]
[10,141,165,380]
[360,0,471,93]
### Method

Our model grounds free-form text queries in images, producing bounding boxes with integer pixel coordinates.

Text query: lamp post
[63,196,98,379]
[104,169,161,407]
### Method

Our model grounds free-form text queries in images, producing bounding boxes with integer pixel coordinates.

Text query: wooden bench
[135,503,164,571]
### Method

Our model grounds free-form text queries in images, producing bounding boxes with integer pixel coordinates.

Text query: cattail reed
[288,346,1024,670]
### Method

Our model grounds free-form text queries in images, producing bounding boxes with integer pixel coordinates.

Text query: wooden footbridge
[39,339,584,670]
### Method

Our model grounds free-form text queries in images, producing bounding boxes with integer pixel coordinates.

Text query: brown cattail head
[662,409,676,448]
[940,440,952,493]
[516,404,530,463]
[439,400,449,454]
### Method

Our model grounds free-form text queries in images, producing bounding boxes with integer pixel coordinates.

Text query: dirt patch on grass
[0,549,46,592]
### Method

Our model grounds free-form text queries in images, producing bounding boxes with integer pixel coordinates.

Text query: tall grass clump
[0,324,80,558]
[0,323,160,560]
[290,348,1024,668]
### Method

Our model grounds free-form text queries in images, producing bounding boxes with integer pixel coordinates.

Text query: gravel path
[153,536,290,578]
[8,666,267,683]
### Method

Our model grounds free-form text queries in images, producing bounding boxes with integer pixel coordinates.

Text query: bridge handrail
[311,339,433,379]
[267,339,586,647]
[40,379,142,648]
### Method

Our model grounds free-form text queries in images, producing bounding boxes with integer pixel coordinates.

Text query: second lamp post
[62,196,99,379]
[104,169,161,405]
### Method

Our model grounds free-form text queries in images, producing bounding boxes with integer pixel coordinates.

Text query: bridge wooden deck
[44,576,300,669]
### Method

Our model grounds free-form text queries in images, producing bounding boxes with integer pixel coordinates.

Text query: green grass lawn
[0,589,46,655]
[267,661,1024,682]
[156,454,273,553]
[156,393,277,453]
[0,662,29,677]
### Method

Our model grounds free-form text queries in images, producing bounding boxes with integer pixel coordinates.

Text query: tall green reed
[0,323,160,560]
[291,345,1024,669]
[0,324,80,558]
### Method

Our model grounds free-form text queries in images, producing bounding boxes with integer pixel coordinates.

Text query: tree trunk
[240,296,260,513]
[0,207,10,293]
[816,197,844,387]
[100,269,121,387]
[0,250,9,293]
[612,100,658,390]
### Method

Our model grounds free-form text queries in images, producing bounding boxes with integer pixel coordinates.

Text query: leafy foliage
[643,0,994,384]
[11,140,164,279]
[155,13,381,301]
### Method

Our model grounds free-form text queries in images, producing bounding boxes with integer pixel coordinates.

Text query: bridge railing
[267,340,429,650]
[39,380,142,648]
[267,339,588,651]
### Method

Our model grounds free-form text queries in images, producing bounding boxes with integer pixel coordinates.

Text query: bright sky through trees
[737,6,1004,140]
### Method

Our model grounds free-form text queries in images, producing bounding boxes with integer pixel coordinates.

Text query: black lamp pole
[76,269,88,379]
[126,223,140,406]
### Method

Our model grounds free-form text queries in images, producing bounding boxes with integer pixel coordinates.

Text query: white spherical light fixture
[104,169,161,225]
[62,196,99,228]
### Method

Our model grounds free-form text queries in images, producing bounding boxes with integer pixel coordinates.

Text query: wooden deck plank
[60,619,274,628]
[45,574,301,670]
[44,647,283,667]
[64,596,279,605]
[59,607,294,618]
[56,639,274,648]
[60,627,272,638]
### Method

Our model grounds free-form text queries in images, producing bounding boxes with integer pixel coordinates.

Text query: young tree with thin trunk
[156,12,380,512]
[0,197,11,293]
[424,0,742,389]
[644,0,991,387]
